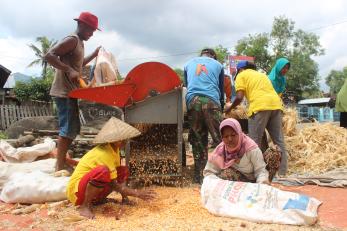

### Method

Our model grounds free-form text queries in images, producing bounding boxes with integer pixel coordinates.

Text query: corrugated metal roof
[0,64,11,88]
[298,97,331,105]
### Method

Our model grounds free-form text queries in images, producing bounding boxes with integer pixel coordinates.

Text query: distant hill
[3,72,32,88]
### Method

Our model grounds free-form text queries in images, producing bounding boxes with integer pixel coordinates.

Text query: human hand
[223,102,232,113]
[93,46,102,57]
[261,180,271,185]
[67,68,79,82]
[136,189,156,201]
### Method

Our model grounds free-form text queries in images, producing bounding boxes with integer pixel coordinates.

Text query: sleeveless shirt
[50,33,84,98]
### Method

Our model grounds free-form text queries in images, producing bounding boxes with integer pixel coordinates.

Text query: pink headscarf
[209,118,258,169]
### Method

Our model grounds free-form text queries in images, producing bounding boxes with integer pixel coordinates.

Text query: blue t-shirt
[184,56,224,108]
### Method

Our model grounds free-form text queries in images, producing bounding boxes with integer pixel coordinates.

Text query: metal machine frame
[69,62,184,178]
[124,88,183,177]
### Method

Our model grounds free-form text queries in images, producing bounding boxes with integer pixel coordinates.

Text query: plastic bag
[0,171,69,204]
[201,175,321,226]
[91,48,120,87]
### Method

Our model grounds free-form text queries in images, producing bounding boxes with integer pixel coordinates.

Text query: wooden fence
[0,104,54,130]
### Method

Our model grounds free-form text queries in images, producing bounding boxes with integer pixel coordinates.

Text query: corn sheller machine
[69,62,185,183]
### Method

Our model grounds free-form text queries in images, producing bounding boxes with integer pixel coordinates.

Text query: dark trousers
[340,112,347,128]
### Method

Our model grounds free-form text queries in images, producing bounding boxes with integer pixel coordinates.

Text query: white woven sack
[0,137,56,163]
[0,171,69,204]
[0,159,56,190]
[201,175,321,226]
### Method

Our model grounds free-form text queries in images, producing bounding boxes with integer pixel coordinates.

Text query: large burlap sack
[0,138,56,163]
[0,171,69,204]
[201,175,321,226]
[91,48,119,87]
[0,159,56,190]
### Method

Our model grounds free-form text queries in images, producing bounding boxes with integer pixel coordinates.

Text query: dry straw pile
[224,105,248,119]
[281,108,347,174]
[286,122,347,174]
[225,106,347,174]
[282,107,298,137]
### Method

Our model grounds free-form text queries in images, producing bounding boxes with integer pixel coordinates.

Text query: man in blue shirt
[184,48,224,184]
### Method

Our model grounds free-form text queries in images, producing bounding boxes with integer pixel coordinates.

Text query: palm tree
[28,36,57,78]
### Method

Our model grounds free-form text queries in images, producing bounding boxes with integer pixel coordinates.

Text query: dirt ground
[0,166,346,231]
[0,187,332,231]
[0,144,346,231]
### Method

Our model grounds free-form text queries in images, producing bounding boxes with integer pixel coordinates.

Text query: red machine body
[69,62,181,107]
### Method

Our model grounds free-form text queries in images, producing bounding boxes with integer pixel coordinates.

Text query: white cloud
[1,0,347,92]
[0,37,40,75]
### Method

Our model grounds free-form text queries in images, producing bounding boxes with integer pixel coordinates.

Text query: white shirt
[203,148,269,183]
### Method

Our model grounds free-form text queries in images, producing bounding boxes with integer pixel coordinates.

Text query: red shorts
[116,166,130,184]
[75,165,112,206]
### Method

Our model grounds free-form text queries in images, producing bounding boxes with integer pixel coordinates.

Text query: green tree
[214,45,229,64]
[235,16,324,99]
[28,36,57,78]
[325,67,347,95]
[200,45,230,65]
[235,33,271,72]
[14,68,54,102]
[174,68,184,82]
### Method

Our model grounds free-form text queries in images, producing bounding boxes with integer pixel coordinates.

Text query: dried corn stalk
[48,200,69,208]
[224,105,248,119]
[63,214,85,223]
[286,123,347,174]
[11,204,40,215]
[282,107,298,137]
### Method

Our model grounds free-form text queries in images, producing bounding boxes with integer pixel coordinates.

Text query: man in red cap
[44,12,101,171]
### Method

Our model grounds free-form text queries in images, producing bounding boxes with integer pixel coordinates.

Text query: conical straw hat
[93,117,141,144]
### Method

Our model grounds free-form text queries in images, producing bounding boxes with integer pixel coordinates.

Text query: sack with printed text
[201,175,321,225]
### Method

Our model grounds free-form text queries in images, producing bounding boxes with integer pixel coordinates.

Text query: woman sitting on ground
[66,117,156,219]
[203,118,281,184]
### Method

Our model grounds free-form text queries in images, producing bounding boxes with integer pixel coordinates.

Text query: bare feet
[78,205,95,219]
[55,162,74,173]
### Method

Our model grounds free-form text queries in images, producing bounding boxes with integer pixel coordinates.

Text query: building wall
[297,105,340,122]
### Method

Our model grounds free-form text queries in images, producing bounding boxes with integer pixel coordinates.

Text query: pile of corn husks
[224,105,248,119]
[286,122,347,174]
[224,106,298,137]
[281,108,347,174]
[225,106,347,174]
[282,108,298,137]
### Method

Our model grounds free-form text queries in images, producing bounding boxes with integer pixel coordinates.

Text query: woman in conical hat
[66,117,156,219]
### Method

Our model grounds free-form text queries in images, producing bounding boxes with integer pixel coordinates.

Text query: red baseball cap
[74,12,100,31]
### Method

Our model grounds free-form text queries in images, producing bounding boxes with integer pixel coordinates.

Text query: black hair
[234,61,257,80]
[244,61,256,70]
[200,48,217,60]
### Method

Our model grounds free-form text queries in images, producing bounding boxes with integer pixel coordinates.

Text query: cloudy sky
[1,0,347,91]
